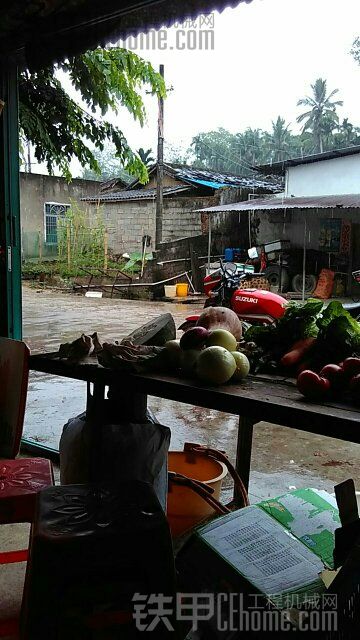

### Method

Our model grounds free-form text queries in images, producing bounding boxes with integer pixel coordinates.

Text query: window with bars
[44,202,70,245]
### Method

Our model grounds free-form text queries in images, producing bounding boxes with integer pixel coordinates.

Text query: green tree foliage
[235,128,267,167]
[164,142,191,165]
[19,48,166,181]
[137,147,155,168]
[296,78,343,153]
[188,77,360,173]
[81,144,132,183]
[264,117,292,162]
[191,128,240,171]
[333,118,360,148]
[351,36,360,66]
[191,128,257,174]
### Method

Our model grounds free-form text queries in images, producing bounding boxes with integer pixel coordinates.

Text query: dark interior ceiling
[0,0,252,69]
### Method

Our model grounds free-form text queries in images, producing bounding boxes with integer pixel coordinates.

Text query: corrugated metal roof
[82,185,190,203]
[168,164,282,191]
[196,193,360,213]
[125,163,283,193]
[256,145,360,175]
[0,0,251,67]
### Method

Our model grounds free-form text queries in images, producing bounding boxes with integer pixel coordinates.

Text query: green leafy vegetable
[243,324,275,347]
[244,299,323,350]
[276,299,323,342]
[316,301,360,361]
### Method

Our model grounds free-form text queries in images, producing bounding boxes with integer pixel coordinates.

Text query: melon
[197,346,236,385]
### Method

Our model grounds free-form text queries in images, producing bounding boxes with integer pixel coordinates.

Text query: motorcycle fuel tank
[231,289,287,319]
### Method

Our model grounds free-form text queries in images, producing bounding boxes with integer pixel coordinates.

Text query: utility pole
[155,64,164,249]
[27,141,31,173]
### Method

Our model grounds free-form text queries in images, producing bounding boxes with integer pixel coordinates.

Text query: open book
[197,488,340,607]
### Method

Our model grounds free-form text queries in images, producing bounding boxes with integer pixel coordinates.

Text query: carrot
[280,337,317,368]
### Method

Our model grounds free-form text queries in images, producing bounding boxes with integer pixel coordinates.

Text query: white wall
[286,154,360,196]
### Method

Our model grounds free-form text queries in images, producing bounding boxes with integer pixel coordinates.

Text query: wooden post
[155,64,164,249]
[302,216,307,302]
[38,231,42,262]
[66,222,71,268]
[73,216,78,258]
[27,141,31,174]
[207,214,212,274]
[104,229,108,271]
[189,238,202,292]
[235,416,254,499]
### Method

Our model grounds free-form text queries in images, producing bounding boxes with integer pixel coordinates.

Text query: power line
[191,138,255,173]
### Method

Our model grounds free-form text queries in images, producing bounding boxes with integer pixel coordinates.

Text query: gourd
[196,307,242,341]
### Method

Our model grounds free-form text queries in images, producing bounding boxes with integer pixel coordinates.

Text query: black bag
[60,409,170,511]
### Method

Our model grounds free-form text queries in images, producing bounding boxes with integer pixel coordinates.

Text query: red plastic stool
[0,458,53,524]
[0,338,54,526]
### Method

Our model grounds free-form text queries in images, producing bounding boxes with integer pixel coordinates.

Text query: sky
[31,0,360,176]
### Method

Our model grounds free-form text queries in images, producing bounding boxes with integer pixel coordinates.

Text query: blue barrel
[224,248,234,261]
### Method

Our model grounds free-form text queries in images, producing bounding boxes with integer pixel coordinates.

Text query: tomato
[342,358,360,379]
[297,370,331,400]
[319,364,345,392]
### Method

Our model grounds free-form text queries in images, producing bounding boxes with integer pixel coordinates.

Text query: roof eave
[81,184,191,203]
[256,145,360,176]
[195,193,360,213]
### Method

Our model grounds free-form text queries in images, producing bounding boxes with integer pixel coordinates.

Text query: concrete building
[282,147,360,197]
[198,146,360,294]
[256,147,360,286]
[20,172,99,259]
[81,163,281,256]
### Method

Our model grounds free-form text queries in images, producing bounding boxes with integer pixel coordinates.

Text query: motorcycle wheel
[291,273,317,294]
[264,266,289,292]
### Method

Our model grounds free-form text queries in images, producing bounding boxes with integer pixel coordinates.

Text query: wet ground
[22,284,360,502]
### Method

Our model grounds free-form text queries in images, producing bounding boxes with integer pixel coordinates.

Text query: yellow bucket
[176,283,189,297]
[167,451,227,538]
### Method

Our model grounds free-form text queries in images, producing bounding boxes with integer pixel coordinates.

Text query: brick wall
[93,194,219,256]
[142,234,209,287]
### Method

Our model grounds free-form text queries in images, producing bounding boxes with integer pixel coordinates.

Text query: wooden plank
[29,354,360,441]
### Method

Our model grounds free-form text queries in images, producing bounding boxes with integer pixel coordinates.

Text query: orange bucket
[176,283,189,297]
[167,450,227,538]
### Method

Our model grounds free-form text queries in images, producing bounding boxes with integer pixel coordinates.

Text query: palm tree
[137,147,155,168]
[265,116,292,162]
[297,78,343,153]
[337,118,360,147]
[237,128,265,166]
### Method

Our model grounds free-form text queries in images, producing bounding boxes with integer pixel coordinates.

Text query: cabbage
[316,301,360,361]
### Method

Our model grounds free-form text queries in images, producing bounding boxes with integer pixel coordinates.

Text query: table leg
[235,416,254,500]
[86,381,106,481]
[86,382,149,481]
[107,385,148,422]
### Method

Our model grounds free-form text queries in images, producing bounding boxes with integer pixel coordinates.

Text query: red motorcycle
[179,261,288,332]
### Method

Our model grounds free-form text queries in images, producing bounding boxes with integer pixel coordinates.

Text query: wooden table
[29,353,360,500]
